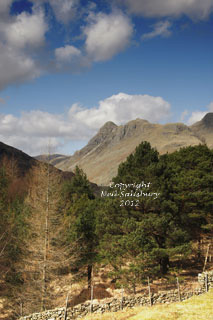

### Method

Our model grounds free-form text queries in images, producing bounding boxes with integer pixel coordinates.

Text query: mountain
[0,141,102,197]
[37,113,213,186]
[0,140,76,182]
[190,113,213,149]
[0,141,37,176]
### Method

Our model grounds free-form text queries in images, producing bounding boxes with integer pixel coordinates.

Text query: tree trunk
[197,237,201,262]
[87,264,92,289]
[41,158,50,311]
[160,256,169,274]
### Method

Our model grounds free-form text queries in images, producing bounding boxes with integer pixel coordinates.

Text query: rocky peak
[98,121,117,133]
[73,121,118,157]
[201,113,213,128]
[90,121,117,143]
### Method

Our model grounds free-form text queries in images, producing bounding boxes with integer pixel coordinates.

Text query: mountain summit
[46,113,213,185]
[190,112,213,148]
[201,112,213,127]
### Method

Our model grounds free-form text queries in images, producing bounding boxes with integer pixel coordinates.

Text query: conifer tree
[96,142,213,287]
[64,166,97,288]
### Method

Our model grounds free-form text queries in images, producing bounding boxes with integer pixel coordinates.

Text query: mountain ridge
[0,141,37,176]
[40,113,213,185]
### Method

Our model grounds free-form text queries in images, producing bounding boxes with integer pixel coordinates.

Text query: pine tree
[63,166,97,288]
[95,142,213,288]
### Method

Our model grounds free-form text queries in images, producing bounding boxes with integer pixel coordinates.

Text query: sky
[0,0,213,156]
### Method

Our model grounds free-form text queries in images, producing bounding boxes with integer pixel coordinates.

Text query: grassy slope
[83,289,213,320]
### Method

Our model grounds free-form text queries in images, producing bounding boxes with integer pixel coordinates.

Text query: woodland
[0,141,213,318]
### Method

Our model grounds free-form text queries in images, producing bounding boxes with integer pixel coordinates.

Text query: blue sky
[0,0,213,155]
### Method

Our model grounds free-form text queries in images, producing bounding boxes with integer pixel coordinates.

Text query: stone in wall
[198,270,213,290]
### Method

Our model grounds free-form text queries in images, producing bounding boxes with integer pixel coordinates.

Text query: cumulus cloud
[187,111,207,125]
[142,20,172,40]
[187,102,213,125]
[0,93,171,155]
[55,45,81,61]
[0,0,13,19]
[0,5,47,90]
[54,11,134,68]
[0,0,12,12]
[83,11,133,62]
[0,1,134,89]
[33,0,80,24]
[49,0,80,23]
[54,45,90,72]
[0,43,40,90]
[4,9,48,49]
[70,93,171,129]
[119,0,213,19]
[0,109,92,155]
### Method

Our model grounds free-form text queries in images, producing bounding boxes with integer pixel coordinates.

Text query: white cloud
[54,45,90,72]
[188,111,207,125]
[69,93,171,129]
[4,9,48,49]
[33,0,80,24]
[0,0,12,19]
[0,110,90,155]
[187,102,213,124]
[0,0,12,12]
[54,11,133,69]
[49,0,80,23]
[83,11,133,62]
[0,43,40,90]
[0,134,62,156]
[0,5,47,90]
[142,20,172,40]
[0,93,171,155]
[55,45,81,61]
[119,0,213,19]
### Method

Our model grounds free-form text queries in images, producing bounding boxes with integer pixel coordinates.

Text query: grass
[83,289,213,320]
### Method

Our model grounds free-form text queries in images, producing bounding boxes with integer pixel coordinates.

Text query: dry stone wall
[18,290,205,320]
[198,270,213,289]
[19,270,213,320]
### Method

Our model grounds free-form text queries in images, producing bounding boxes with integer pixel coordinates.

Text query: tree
[96,142,213,288]
[0,160,30,318]
[162,145,213,260]
[19,161,68,314]
[62,166,94,204]
[66,196,98,288]
[114,141,159,184]
[63,166,97,288]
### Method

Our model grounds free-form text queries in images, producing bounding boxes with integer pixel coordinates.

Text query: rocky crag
[40,113,213,185]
